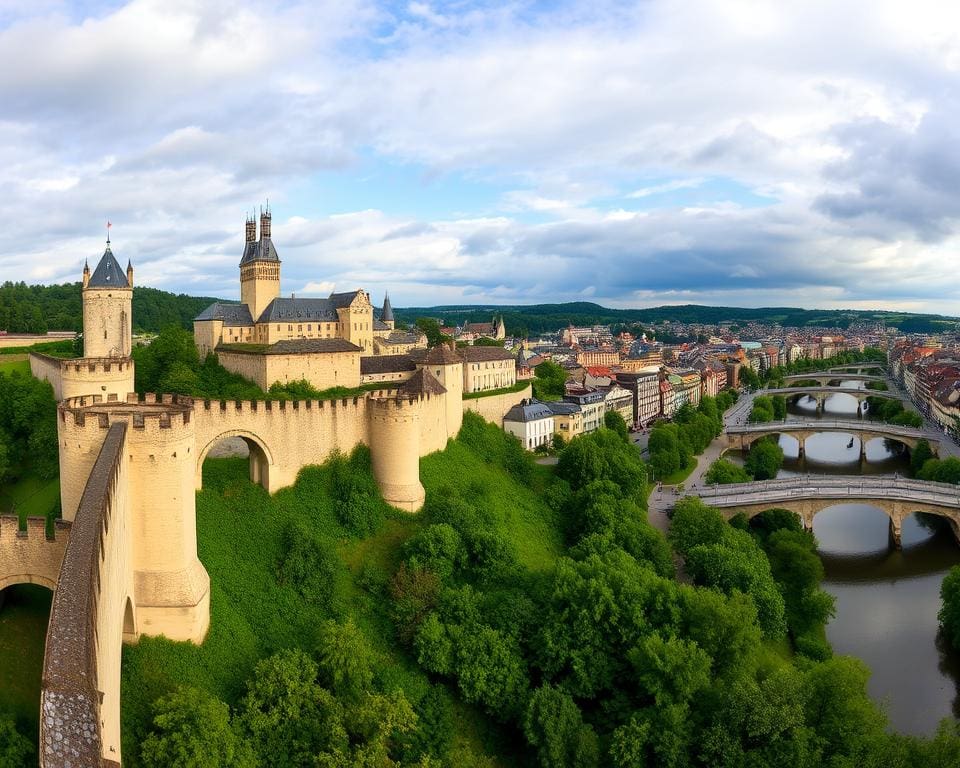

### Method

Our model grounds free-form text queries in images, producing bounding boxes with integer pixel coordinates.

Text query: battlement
[33,353,134,374]
[0,515,68,541]
[197,394,370,414]
[59,392,194,432]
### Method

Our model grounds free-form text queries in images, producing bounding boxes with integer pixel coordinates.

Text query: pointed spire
[381,291,394,323]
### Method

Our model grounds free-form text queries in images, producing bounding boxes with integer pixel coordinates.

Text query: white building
[503,399,555,450]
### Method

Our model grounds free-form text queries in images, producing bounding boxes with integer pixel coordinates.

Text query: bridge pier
[859,439,867,461]
[889,516,902,550]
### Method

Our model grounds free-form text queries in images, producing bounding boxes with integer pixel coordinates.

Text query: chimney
[260,206,271,239]
[245,214,256,243]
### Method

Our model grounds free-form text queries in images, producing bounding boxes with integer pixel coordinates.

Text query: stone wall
[82,287,132,358]
[0,516,69,592]
[41,421,132,767]
[32,353,135,402]
[216,348,362,390]
[462,384,532,426]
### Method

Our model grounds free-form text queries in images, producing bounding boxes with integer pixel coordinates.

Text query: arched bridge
[763,386,903,414]
[725,420,939,459]
[690,475,960,548]
[827,362,886,373]
[781,372,887,387]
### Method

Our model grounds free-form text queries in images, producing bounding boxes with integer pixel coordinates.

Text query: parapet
[196,394,370,415]
[59,392,195,432]
[0,515,68,542]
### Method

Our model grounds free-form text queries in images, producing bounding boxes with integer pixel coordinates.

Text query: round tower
[368,394,425,512]
[58,395,210,643]
[82,238,132,358]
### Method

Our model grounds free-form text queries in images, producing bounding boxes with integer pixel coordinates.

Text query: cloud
[0,0,958,315]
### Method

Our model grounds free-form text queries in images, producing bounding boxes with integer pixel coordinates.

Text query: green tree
[0,714,33,768]
[315,618,374,700]
[704,459,751,485]
[745,438,784,480]
[415,317,450,347]
[911,439,934,475]
[533,360,568,401]
[772,394,787,420]
[523,685,599,768]
[668,497,726,555]
[140,687,253,768]
[940,566,960,651]
[603,410,630,442]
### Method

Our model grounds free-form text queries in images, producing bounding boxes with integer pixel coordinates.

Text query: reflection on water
[771,381,960,735]
[815,506,960,735]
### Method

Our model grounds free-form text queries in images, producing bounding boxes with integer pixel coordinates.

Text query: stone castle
[19,215,528,765]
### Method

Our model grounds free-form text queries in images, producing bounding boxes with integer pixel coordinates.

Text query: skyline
[1,0,959,312]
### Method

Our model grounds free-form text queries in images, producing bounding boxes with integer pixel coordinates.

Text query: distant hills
[394,302,960,338]
[2,282,957,337]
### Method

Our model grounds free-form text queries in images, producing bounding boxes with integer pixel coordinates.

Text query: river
[770,387,960,735]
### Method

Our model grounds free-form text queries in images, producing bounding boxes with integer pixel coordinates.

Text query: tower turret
[381,292,395,331]
[240,204,280,322]
[82,238,132,358]
[82,259,90,289]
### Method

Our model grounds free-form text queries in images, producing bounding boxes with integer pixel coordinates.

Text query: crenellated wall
[31,352,135,402]
[0,516,69,593]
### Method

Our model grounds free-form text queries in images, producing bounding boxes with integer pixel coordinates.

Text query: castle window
[307,325,311,331]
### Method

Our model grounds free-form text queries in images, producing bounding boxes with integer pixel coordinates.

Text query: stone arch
[122,595,137,643]
[0,573,58,592]
[196,430,276,491]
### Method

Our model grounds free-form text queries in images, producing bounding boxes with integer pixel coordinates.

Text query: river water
[777,388,960,735]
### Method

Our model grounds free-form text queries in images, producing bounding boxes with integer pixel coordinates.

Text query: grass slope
[121,437,562,765]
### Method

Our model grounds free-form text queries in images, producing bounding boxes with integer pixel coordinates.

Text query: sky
[2,0,960,313]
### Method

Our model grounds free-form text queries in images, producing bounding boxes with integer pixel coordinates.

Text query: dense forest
[0,282,219,334]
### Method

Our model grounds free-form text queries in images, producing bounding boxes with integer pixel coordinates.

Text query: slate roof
[257,297,339,323]
[361,355,418,375]
[384,331,424,346]
[411,344,462,366]
[217,339,361,355]
[373,319,391,331]
[329,291,364,309]
[504,398,554,423]
[239,237,279,265]
[195,302,254,326]
[459,346,515,362]
[87,245,129,288]
[381,293,394,322]
[398,368,447,396]
[547,401,581,416]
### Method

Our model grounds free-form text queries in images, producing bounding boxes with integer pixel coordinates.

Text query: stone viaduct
[763,385,902,414]
[725,420,939,460]
[691,475,960,548]
[780,372,886,387]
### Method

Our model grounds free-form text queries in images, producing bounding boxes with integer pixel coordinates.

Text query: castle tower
[416,340,463,438]
[369,394,425,512]
[82,237,132,358]
[240,206,281,322]
[381,292,395,331]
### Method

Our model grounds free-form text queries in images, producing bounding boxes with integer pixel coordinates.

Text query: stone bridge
[690,475,960,548]
[763,385,902,414]
[40,421,134,767]
[827,362,886,373]
[725,419,939,459]
[781,372,887,387]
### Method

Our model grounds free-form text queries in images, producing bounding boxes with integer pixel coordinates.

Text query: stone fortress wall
[30,352,135,401]
[0,516,69,593]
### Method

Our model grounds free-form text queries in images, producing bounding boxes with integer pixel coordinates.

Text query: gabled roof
[88,245,129,288]
[398,368,447,396]
[195,302,254,326]
[257,298,339,323]
[373,319,391,331]
[459,346,513,362]
[239,237,279,265]
[411,344,461,366]
[329,291,364,309]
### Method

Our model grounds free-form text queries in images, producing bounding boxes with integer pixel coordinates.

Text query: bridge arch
[196,429,276,491]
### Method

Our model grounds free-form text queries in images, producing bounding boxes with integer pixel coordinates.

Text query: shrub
[403,524,467,581]
[275,521,341,611]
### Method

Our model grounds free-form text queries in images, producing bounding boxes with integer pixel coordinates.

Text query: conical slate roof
[88,245,129,288]
[381,293,394,322]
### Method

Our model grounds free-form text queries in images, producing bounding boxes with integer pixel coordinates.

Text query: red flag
[107,221,111,228]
